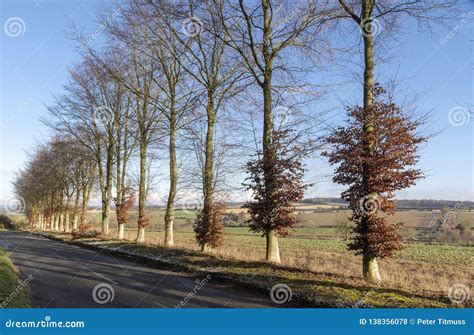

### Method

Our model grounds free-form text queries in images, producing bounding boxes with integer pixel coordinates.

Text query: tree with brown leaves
[194,202,225,252]
[115,186,135,240]
[244,129,309,263]
[323,85,426,283]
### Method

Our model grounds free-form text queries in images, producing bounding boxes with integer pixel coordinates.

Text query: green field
[85,207,473,244]
[115,226,471,267]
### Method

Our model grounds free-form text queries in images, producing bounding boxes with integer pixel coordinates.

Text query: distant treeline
[300,198,474,210]
[80,198,474,212]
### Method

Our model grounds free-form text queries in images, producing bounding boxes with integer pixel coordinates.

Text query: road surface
[0,230,275,308]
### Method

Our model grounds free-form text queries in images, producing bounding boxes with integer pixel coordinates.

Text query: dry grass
[33,208,472,306]
[103,227,473,302]
[37,230,464,308]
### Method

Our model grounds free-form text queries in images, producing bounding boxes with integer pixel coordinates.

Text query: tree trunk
[115,121,123,240]
[64,210,70,232]
[39,212,44,230]
[72,188,80,230]
[115,124,130,241]
[104,146,114,237]
[54,213,60,231]
[363,252,382,283]
[64,195,70,232]
[50,192,56,231]
[136,139,147,243]
[59,212,64,232]
[262,70,281,263]
[97,145,113,237]
[136,226,145,243]
[361,0,375,143]
[101,200,110,236]
[73,214,79,231]
[117,223,125,240]
[361,0,379,283]
[201,244,212,253]
[165,101,177,247]
[199,92,216,250]
[266,228,281,263]
[80,180,92,229]
[59,195,65,231]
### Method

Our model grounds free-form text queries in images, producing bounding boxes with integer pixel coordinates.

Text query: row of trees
[14,0,457,283]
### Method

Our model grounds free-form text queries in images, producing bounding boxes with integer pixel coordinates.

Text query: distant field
[85,208,473,243]
[7,207,474,241]
[114,227,472,266]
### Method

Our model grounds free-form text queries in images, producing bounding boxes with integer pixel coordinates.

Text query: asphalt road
[0,230,274,308]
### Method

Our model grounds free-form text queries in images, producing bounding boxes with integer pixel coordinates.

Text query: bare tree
[217,0,333,263]
[46,57,124,237]
[14,137,96,234]
[119,0,198,246]
[149,0,246,251]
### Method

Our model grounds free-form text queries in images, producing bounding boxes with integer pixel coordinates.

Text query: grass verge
[34,231,466,308]
[0,247,33,308]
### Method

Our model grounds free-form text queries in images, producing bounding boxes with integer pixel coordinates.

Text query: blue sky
[1,0,473,202]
